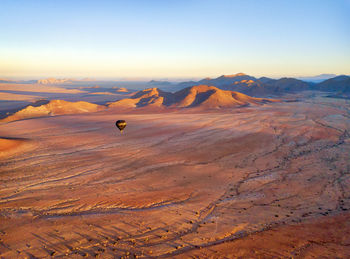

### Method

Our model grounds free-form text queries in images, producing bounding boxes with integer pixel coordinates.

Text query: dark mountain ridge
[152,74,350,97]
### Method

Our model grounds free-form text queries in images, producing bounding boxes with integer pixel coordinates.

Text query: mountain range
[317,75,350,94]
[108,85,277,109]
[3,73,348,97]
[2,73,349,123]
[297,74,337,83]
[1,73,349,103]
[147,73,350,97]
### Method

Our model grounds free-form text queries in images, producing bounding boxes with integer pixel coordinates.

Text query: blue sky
[0,0,349,79]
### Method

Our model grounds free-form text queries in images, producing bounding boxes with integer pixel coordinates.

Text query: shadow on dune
[0,136,30,141]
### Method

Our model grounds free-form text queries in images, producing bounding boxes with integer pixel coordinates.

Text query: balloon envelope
[116,120,126,132]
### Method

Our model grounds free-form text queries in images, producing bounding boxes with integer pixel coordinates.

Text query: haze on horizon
[1,0,349,80]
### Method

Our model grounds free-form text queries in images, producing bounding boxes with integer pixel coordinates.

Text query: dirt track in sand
[0,95,350,258]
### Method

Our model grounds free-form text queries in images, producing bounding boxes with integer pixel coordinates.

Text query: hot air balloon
[116,120,127,133]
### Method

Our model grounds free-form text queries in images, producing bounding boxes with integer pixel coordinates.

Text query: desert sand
[0,94,350,258]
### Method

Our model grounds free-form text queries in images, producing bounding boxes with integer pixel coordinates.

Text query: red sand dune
[1,100,106,123]
[0,138,24,152]
[108,85,278,109]
[0,137,33,159]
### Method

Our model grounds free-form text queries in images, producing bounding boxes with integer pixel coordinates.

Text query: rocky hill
[108,85,277,109]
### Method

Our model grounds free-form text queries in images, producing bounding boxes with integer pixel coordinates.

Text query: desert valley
[1,73,350,258]
[2,0,350,257]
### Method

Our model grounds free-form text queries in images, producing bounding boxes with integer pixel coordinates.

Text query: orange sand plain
[0,95,350,258]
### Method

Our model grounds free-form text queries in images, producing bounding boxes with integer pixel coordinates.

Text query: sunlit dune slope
[0,137,32,158]
[108,85,278,109]
[1,100,106,123]
[172,85,276,108]
[0,138,24,152]
[108,88,170,108]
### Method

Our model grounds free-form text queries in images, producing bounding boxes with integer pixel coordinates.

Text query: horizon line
[1,73,347,82]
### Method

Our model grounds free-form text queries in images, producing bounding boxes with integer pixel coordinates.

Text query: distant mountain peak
[221,73,247,78]
[37,78,73,85]
[297,74,337,83]
[317,75,350,94]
